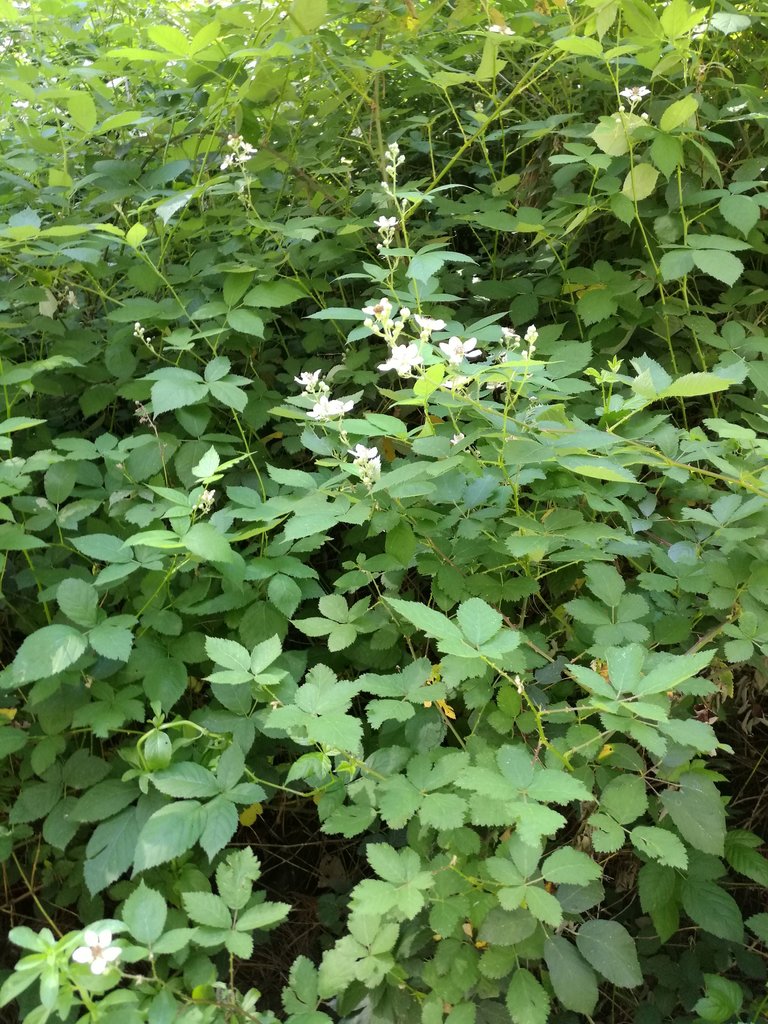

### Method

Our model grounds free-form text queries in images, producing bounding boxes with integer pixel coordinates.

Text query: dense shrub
[1,1,768,1022]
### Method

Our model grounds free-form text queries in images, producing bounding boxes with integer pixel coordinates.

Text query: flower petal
[90,957,107,975]
[72,946,93,964]
[102,946,121,962]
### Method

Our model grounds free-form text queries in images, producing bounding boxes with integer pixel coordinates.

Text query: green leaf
[88,622,134,662]
[150,368,208,414]
[660,774,725,856]
[183,523,234,564]
[694,974,744,1024]
[236,899,291,931]
[650,134,683,177]
[57,578,99,627]
[719,194,760,236]
[244,280,305,307]
[227,308,265,337]
[659,94,698,132]
[72,779,138,822]
[205,636,251,673]
[419,792,467,830]
[660,249,695,281]
[544,936,599,1014]
[622,162,659,201]
[152,763,220,800]
[585,562,624,607]
[681,879,743,942]
[122,881,167,945]
[182,891,231,928]
[541,847,602,885]
[200,795,239,860]
[691,249,744,287]
[386,597,462,643]
[133,801,205,871]
[725,831,768,886]
[576,920,642,988]
[456,597,503,645]
[69,91,97,131]
[506,968,550,1024]
[554,36,602,56]
[630,826,688,868]
[600,775,647,824]
[10,625,88,683]
[217,848,261,911]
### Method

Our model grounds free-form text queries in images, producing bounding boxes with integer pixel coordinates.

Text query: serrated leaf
[630,826,688,868]
[681,878,743,942]
[57,578,99,627]
[122,881,167,945]
[506,968,550,1024]
[660,774,725,856]
[622,162,659,201]
[10,625,88,683]
[576,920,642,988]
[544,936,599,1014]
[659,94,698,132]
[719,193,759,236]
[691,249,743,286]
[182,891,231,928]
[456,597,503,645]
[541,847,602,885]
[133,801,205,871]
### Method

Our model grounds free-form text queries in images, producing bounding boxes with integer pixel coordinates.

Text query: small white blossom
[72,929,120,976]
[524,324,538,345]
[501,326,521,344]
[375,215,398,230]
[619,85,650,104]
[308,395,355,421]
[440,336,482,365]
[348,444,381,486]
[399,307,411,320]
[471,275,481,284]
[194,489,216,515]
[414,315,446,339]
[362,297,393,321]
[442,376,471,391]
[378,343,423,377]
[220,134,257,171]
[340,156,353,166]
[294,370,327,395]
[488,24,515,35]
[450,433,465,445]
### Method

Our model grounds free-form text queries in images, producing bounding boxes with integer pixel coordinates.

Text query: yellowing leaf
[622,162,659,201]
[239,803,263,827]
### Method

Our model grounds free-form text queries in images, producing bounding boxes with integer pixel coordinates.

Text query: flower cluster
[72,929,120,975]
[348,444,381,487]
[375,214,398,249]
[488,23,514,35]
[193,488,216,515]
[295,370,355,421]
[220,134,257,171]
[383,141,404,182]
[364,298,411,346]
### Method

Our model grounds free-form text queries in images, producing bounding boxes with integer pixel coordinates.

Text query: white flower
[414,315,446,336]
[619,85,650,104]
[440,336,482,365]
[501,326,520,343]
[524,324,538,345]
[374,215,398,230]
[441,376,471,391]
[308,395,355,421]
[340,156,353,166]
[450,433,465,445]
[399,307,411,320]
[349,444,381,485]
[488,24,514,35]
[292,370,319,389]
[378,344,423,377]
[72,929,120,975]
[220,134,256,171]
[362,297,393,320]
[472,275,481,284]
